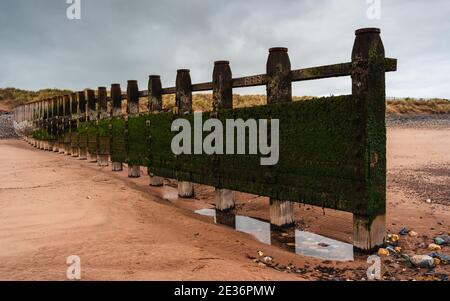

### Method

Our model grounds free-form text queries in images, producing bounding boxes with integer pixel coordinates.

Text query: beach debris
[428,243,442,251]
[399,228,410,236]
[433,258,441,266]
[395,247,402,253]
[410,255,435,269]
[257,250,264,257]
[426,198,432,204]
[378,248,390,256]
[318,242,329,248]
[434,235,450,246]
[409,231,418,237]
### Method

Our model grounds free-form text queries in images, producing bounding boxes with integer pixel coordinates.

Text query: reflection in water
[195,208,354,262]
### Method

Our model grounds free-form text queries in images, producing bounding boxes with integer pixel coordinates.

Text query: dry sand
[0,126,449,280]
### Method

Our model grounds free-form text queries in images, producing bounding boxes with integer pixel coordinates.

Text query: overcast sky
[1,0,449,98]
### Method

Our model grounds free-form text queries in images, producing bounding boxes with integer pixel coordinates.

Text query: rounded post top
[215,60,229,65]
[127,80,138,84]
[98,86,107,90]
[111,83,121,88]
[269,47,288,53]
[177,69,190,73]
[355,28,381,35]
[149,75,161,79]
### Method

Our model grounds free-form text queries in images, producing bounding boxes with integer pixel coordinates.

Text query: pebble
[378,248,390,256]
[391,234,400,242]
[258,262,266,269]
[426,199,432,204]
[409,231,418,237]
[257,251,264,257]
[399,228,410,236]
[434,235,450,246]
[262,256,273,263]
[410,255,435,269]
[428,244,442,251]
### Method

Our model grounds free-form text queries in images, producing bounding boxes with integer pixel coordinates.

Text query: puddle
[195,208,354,262]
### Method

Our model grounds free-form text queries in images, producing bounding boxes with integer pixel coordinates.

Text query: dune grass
[2,87,449,115]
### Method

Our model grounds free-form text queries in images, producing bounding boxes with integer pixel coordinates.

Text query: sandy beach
[0,123,449,280]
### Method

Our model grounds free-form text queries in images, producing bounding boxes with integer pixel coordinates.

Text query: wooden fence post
[45,99,50,150]
[127,80,141,178]
[351,28,386,251]
[77,91,88,160]
[97,87,109,166]
[86,89,98,163]
[40,100,46,150]
[266,47,295,228]
[58,96,65,154]
[212,60,235,211]
[63,95,71,155]
[176,69,195,198]
[148,75,164,186]
[70,93,79,157]
[111,83,123,171]
[52,97,59,152]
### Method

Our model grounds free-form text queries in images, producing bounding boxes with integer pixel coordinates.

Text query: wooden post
[148,75,164,186]
[176,69,195,198]
[212,60,235,211]
[58,96,65,154]
[97,87,109,166]
[63,95,71,155]
[77,91,88,160]
[70,93,80,157]
[267,47,295,228]
[127,80,141,178]
[111,84,123,171]
[51,97,59,152]
[351,28,386,251]
[86,89,98,163]
[41,100,47,150]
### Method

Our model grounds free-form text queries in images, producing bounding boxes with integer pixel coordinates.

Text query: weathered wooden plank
[192,82,213,92]
[291,63,352,82]
[162,87,176,95]
[232,74,268,88]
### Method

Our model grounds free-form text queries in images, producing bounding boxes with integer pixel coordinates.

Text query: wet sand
[0,125,449,280]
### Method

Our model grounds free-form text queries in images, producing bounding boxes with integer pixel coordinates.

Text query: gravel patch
[387,114,450,129]
[0,113,19,139]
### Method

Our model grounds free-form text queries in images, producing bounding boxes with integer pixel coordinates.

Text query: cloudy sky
[1,0,449,98]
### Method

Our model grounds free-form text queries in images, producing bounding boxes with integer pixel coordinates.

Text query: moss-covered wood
[110,118,127,163]
[87,121,98,156]
[144,94,385,217]
[97,119,110,156]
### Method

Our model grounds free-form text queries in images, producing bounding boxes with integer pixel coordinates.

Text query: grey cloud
[0,0,449,99]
